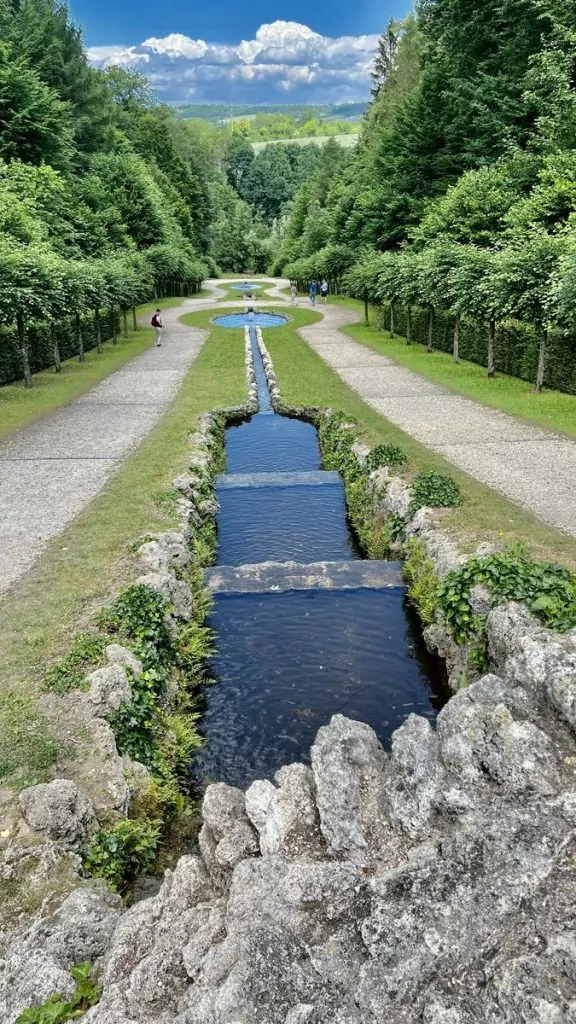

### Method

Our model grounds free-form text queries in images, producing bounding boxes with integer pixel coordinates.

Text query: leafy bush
[97,585,173,671]
[438,545,576,642]
[176,620,215,680]
[409,471,462,514]
[365,443,408,472]
[83,819,161,892]
[43,632,107,694]
[108,669,160,770]
[16,962,101,1023]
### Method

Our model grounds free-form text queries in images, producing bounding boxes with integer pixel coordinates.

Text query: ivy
[409,470,462,514]
[365,443,408,472]
[97,585,173,673]
[83,819,161,893]
[438,544,576,642]
[16,963,101,1023]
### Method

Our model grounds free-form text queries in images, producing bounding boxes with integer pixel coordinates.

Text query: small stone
[86,664,132,717]
[18,780,95,848]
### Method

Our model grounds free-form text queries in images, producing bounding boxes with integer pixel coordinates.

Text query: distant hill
[176,102,368,124]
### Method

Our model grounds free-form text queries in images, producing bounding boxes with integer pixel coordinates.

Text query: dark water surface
[192,314,448,788]
[193,589,449,789]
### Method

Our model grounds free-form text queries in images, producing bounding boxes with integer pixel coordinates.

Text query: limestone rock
[246,764,324,858]
[388,715,444,836]
[380,475,412,520]
[310,714,389,860]
[135,572,193,622]
[87,664,132,717]
[18,780,95,848]
[137,532,191,574]
[105,644,142,677]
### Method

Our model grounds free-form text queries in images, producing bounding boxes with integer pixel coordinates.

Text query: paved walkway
[0,301,209,592]
[296,303,576,537]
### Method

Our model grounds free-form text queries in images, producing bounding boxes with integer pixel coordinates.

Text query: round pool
[230,283,262,291]
[213,313,288,329]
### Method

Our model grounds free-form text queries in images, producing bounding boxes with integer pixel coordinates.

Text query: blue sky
[74,1,411,105]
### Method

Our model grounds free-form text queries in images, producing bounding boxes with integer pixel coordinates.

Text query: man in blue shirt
[309,280,318,305]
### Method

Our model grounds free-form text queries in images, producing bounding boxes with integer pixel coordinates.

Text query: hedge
[381,303,576,395]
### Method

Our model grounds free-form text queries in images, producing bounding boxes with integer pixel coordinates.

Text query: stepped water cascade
[194,313,449,787]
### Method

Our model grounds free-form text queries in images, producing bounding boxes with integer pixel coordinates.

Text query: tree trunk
[132,306,137,332]
[406,306,412,345]
[390,302,395,337]
[75,313,84,362]
[51,322,62,372]
[111,309,117,344]
[452,314,460,363]
[487,317,496,377]
[95,308,102,354]
[427,307,435,352]
[122,308,128,338]
[364,299,369,327]
[534,329,547,394]
[17,312,32,388]
[376,305,383,332]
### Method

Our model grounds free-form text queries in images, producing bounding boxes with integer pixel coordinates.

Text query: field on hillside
[252,134,359,152]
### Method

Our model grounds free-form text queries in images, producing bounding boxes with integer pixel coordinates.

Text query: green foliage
[438,545,576,642]
[15,962,101,1024]
[97,585,173,672]
[43,632,107,694]
[83,819,161,892]
[365,443,408,472]
[176,620,215,680]
[108,669,160,770]
[409,471,462,514]
[403,538,440,626]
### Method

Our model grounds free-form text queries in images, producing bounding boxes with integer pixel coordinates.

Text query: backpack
[151,314,160,328]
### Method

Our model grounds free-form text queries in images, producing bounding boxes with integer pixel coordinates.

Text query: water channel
[193,313,449,789]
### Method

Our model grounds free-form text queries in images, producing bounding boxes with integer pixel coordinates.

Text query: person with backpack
[151,309,163,347]
[309,280,318,306]
[321,279,329,304]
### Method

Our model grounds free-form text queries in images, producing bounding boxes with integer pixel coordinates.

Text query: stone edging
[256,330,576,732]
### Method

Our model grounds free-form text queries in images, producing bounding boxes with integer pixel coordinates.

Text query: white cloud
[88,20,376,104]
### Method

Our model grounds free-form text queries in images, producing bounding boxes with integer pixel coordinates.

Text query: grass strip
[264,317,576,571]
[0,315,246,787]
[0,298,185,441]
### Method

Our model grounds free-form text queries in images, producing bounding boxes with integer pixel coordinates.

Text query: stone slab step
[205,559,403,594]
[217,470,341,489]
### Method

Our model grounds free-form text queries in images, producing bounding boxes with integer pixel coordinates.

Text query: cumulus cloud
[87,20,377,104]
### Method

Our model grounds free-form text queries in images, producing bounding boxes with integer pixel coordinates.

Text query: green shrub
[83,819,161,892]
[43,633,107,694]
[97,585,173,671]
[409,471,462,514]
[176,620,215,680]
[158,712,203,775]
[438,544,576,642]
[403,538,440,625]
[108,669,160,770]
[365,444,408,472]
[16,962,101,1023]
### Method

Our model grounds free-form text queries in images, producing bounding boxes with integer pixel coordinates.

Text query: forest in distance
[3,0,576,397]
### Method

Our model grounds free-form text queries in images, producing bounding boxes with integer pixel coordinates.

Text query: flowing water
[193,314,449,789]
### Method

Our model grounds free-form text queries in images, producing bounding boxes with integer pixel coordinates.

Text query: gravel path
[0,300,209,593]
[298,304,576,537]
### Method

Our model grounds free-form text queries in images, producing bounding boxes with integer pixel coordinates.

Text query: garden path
[296,302,576,537]
[0,300,210,593]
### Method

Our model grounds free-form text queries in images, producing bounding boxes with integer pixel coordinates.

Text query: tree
[0,43,73,168]
[371,19,399,97]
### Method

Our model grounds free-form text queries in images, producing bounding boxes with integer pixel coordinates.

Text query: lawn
[0,317,247,788]
[0,297,185,442]
[264,318,576,571]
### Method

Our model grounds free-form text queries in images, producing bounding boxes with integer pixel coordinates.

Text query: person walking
[309,280,318,306]
[320,278,329,304]
[290,281,298,305]
[151,308,163,347]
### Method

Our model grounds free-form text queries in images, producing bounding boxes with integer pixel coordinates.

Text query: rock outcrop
[3,673,574,1024]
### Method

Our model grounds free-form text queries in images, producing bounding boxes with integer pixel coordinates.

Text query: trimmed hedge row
[0,309,120,385]
[382,303,576,395]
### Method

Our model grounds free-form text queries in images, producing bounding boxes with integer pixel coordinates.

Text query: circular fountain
[213,312,288,329]
[230,283,262,291]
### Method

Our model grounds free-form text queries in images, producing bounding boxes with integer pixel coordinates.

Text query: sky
[72,0,411,106]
